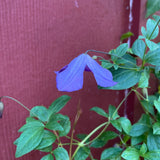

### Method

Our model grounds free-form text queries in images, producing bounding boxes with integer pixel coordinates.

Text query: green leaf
[26,117,37,123]
[101,147,123,160]
[53,147,69,160]
[111,119,122,132]
[48,95,71,117]
[155,66,160,79]
[101,68,141,90]
[18,121,44,132]
[145,39,160,51]
[121,147,140,160]
[113,64,119,70]
[146,0,160,17]
[116,43,128,57]
[129,114,151,137]
[15,127,44,158]
[130,123,150,137]
[140,143,147,155]
[154,96,160,112]
[90,107,108,118]
[147,133,160,151]
[138,35,145,39]
[141,19,159,40]
[115,54,137,68]
[46,120,64,131]
[14,138,19,146]
[118,117,132,135]
[111,44,128,62]
[132,39,145,59]
[39,145,53,152]
[120,32,134,41]
[58,115,71,137]
[153,122,160,135]
[74,147,90,160]
[141,95,157,115]
[100,59,113,69]
[138,114,152,125]
[143,150,160,160]
[108,105,119,120]
[36,130,56,150]
[41,154,54,160]
[131,135,145,146]
[138,68,150,88]
[46,114,70,133]
[90,131,118,148]
[145,48,160,66]
[153,15,160,25]
[30,106,49,122]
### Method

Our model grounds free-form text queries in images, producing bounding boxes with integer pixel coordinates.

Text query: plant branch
[71,122,108,160]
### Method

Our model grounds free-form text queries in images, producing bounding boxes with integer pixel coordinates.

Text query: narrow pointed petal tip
[55,54,87,92]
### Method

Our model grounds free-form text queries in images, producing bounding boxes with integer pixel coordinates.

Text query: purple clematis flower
[55,54,117,92]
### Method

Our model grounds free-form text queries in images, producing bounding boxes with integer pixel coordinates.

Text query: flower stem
[1,96,30,112]
[71,122,107,160]
[0,96,39,118]
[85,49,137,67]
[84,122,110,146]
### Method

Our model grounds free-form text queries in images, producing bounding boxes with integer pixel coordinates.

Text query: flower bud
[92,55,98,59]
[0,101,4,118]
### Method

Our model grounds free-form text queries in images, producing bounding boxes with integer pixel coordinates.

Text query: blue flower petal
[86,54,117,87]
[55,54,87,92]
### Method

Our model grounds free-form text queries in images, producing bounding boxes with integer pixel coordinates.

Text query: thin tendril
[85,49,137,67]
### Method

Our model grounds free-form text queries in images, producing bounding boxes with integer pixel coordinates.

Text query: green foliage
[108,105,119,120]
[48,95,71,117]
[101,147,123,160]
[14,96,71,158]
[15,125,44,158]
[129,114,151,137]
[30,106,49,122]
[141,19,159,40]
[90,131,118,148]
[153,122,160,135]
[118,117,132,135]
[36,130,56,150]
[74,147,90,160]
[121,147,140,160]
[145,48,160,66]
[90,107,108,118]
[41,154,54,160]
[107,69,141,90]
[120,32,134,42]
[132,39,145,59]
[147,133,160,151]
[53,147,69,160]
[143,150,160,160]
[138,68,150,88]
